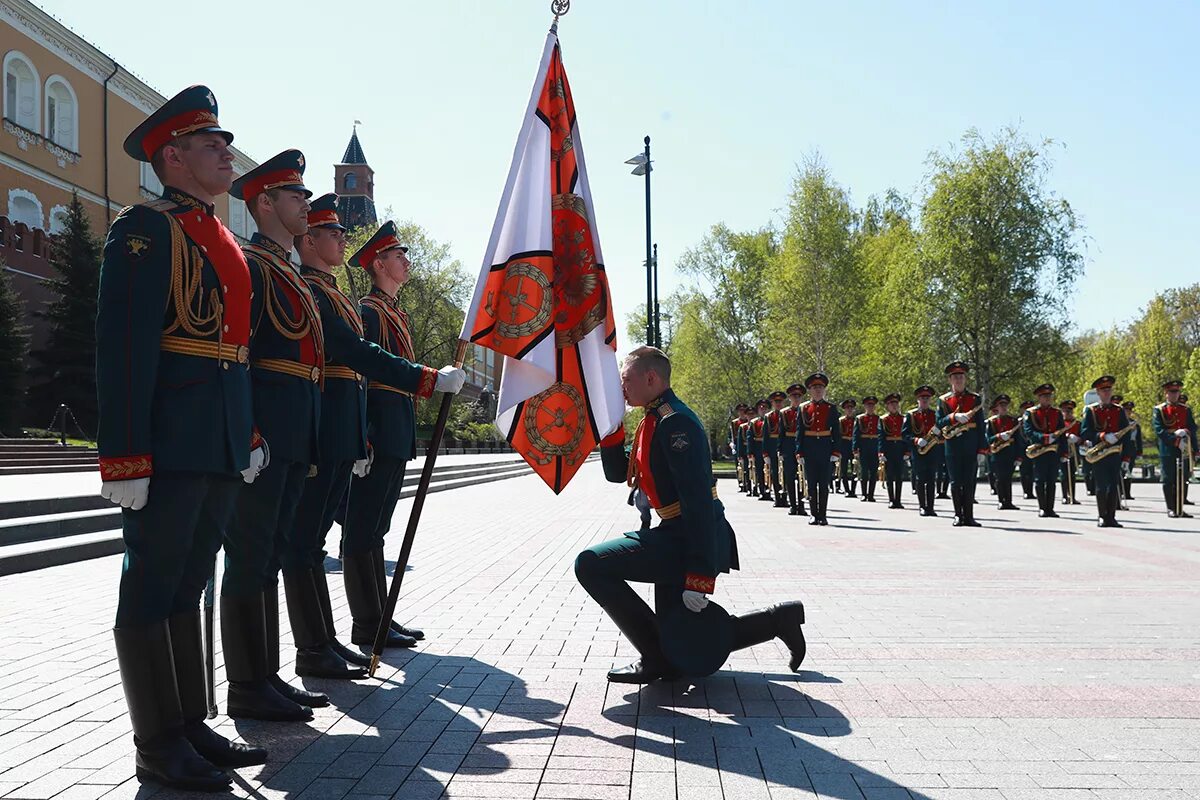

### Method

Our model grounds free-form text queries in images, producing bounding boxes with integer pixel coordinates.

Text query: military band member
[1080,376,1136,527]
[1059,399,1082,505]
[985,395,1020,510]
[750,399,770,501]
[1022,384,1067,518]
[579,347,809,683]
[880,393,908,508]
[903,386,942,516]
[764,391,788,508]
[1152,380,1198,518]
[837,399,857,497]
[730,404,751,493]
[782,385,808,516]
[936,361,986,527]
[1121,399,1141,503]
[852,396,882,502]
[99,86,267,790]
[1017,400,1037,500]
[797,373,841,525]
[340,222,465,648]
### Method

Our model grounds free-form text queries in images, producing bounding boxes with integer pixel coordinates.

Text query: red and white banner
[460,27,623,493]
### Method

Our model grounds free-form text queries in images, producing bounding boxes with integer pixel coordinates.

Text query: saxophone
[988,418,1015,454]
[917,426,944,455]
[942,408,977,440]
[1083,422,1138,464]
[1026,426,1070,459]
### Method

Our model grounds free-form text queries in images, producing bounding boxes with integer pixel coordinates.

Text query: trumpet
[917,427,944,455]
[1082,422,1138,464]
[1026,425,1071,459]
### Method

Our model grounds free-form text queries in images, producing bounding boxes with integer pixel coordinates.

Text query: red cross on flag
[460,26,624,494]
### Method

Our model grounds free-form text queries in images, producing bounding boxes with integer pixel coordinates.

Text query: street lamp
[626,136,654,347]
[651,243,660,348]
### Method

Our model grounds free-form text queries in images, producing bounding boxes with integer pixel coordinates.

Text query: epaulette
[1087,402,1101,410]
[986,414,1000,423]
[1155,402,1168,411]
[140,198,176,212]
[939,391,953,402]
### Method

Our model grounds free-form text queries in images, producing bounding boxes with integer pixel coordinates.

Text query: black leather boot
[951,485,964,526]
[1104,487,1123,527]
[313,568,372,668]
[846,477,857,498]
[732,603,807,672]
[370,548,425,641]
[600,598,679,684]
[344,551,415,648]
[222,592,313,722]
[264,585,329,707]
[114,622,230,791]
[167,611,267,768]
[284,572,366,680]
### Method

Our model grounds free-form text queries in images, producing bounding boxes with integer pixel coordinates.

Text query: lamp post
[651,243,660,348]
[625,136,653,347]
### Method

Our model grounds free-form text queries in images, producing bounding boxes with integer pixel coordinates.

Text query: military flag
[460,26,624,493]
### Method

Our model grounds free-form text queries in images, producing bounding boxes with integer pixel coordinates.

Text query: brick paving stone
[0,468,1198,800]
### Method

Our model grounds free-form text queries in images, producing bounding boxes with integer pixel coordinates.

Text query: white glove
[1176,429,1189,438]
[100,477,150,511]
[682,590,709,613]
[435,365,467,394]
[242,442,268,484]
[1047,435,1057,444]
[1103,432,1119,444]
[1082,440,1094,449]
[977,453,987,468]
[1122,461,1132,476]
[829,455,838,463]
[352,457,370,477]
[1068,433,1080,444]
[916,437,928,448]
[1000,430,1012,441]
[954,412,970,424]
[1060,456,1068,463]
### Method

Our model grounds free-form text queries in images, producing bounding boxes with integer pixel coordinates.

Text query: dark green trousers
[116,471,239,627]
[1032,452,1059,482]
[293,458,354,570]
[343,455,408,556]
[222,459,309,597]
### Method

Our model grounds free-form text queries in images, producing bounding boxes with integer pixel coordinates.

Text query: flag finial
[551,0,569,32]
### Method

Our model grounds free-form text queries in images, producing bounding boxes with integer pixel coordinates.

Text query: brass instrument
[989,434,1013,454]
[917,426,944,456]
[797,453,807,499]
[736,458,744,488]
[1025,425,1070,459]
[1082,422,1138,464]
[777,453,786,492]
[877,458,886,482]
[942,409,977,440]
[1178,436,1193,516]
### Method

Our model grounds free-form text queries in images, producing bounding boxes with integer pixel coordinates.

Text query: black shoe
[937,493,949,499]
[1024,494,1036,500]
[389,620,425,641]
[1045,510,1059,518]
[134,736,231,792]
[607,659,681,684]
[295,643,367,680]
[818,517,829,525]
[184,721,268,768]
[1001,503,1018,510]
[269,674,328,708]
[952,516,963,526]
[352,624,417,649]
[227,680,313,721]
[345,551,418,648]
[332,640,372,668]
[808,516,821,525]
[769,602,807,672]
[788,507,800,516]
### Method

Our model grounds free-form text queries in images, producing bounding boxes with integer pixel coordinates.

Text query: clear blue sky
[35,0,1200,337]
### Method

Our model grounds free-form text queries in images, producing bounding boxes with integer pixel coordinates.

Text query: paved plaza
[1,464,1199,800]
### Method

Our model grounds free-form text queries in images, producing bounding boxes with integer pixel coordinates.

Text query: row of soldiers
[94,86,468,790]
[731,366,1198,529]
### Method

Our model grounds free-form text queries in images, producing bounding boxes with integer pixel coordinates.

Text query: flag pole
[369,338,469,677]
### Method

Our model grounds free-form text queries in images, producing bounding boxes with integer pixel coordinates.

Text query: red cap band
[358,234,402,268]
[307,209,339,227]
[142,109,220,159]
[241,169,304,201]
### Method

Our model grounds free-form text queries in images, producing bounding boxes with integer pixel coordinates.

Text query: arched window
[3,51,40,132]
[49,204,70,234]
[8,189,43,229]
[44,76,77,152]
[344,171,357,190]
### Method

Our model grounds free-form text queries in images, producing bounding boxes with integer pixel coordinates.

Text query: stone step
[0,508,121,547]
[0,439,91,448]
[0,464,99,476]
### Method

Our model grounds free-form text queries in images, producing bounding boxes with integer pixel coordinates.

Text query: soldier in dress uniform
[1152,380,1198,518]
[217,150,329,722]
[984,395,1020,511]
[1080,376,1136,527]
[781,384,808,516]
[764,391,788,508]
[1017,400,1037,500]
[936,361,986,527]
[880,393,908,509]
[1059,399,1082,505]
[98,86,267,790]
[1021,384,1066,518]
[729,404,751,493]
[1121,399,1141,504]
[903,385,941,516]
[797,373,841,525]
[749,399,770,501]
[289,196,460,679]
[578,347,808,683]
[852,396,882,502]
[339,222,465,648]
[837,399,857,497]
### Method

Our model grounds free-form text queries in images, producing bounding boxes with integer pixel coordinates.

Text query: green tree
[0,261,30,435]
[765,156,864,380]
[1184,348,1200,399]
[28,193,100,433]
[920,129,1083,401]
[1128,296,1191,411]
[340,217,472,427]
